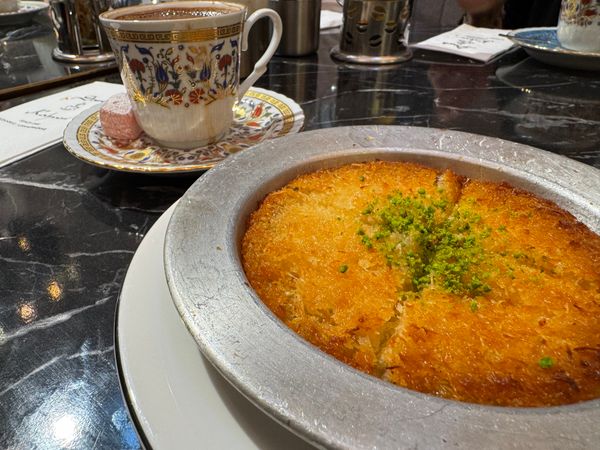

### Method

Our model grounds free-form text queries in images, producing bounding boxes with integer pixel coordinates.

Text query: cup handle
[238,8,282,99]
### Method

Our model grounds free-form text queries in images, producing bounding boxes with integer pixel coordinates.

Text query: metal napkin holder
[49,0,117,63]
[331,0,413,64]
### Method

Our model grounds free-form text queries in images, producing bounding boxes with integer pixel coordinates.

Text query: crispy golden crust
[241,161,600,406]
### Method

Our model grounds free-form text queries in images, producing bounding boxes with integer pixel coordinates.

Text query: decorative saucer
[63,87,304,174]
[0,1,49,27]
[506,27,600,71]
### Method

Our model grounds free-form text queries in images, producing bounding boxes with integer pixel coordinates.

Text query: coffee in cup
[100,2,282,149]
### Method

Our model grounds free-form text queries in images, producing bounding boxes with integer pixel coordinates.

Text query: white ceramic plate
[64,87,304,174]
[116,203,312,449]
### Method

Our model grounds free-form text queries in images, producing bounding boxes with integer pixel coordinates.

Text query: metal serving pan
[164,126,600,449]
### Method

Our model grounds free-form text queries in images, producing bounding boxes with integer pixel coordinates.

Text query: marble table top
[0,32,599,449]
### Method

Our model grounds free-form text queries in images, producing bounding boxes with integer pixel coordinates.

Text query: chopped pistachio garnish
[359,189,492,298]
[339,264,348,273]
[470,300,479,312]
[539,356,554,369]
[361,234,373,248]
[359,175,365,182]
[362,203,374,215]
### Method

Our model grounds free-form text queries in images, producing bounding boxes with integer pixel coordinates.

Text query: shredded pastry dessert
[241,161,600,407]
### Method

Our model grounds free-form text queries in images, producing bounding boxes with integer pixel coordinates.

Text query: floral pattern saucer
[63,87,304,174]
[506,27,600,71]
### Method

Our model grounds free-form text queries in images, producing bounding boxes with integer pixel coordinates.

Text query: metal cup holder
[331,0,413,64]
[49,0,128,63]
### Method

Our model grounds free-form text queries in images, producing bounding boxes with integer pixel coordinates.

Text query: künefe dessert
[242,161,600,407]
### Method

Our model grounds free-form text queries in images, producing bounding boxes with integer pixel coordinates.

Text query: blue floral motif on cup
[120,39,239,109]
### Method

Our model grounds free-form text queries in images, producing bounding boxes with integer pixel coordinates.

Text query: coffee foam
[115,6,236,21]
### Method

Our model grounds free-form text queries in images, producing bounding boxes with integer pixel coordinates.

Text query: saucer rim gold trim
[63,87,304,174]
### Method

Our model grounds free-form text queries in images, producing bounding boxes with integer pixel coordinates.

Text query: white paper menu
[0,81,125,168]
[411,24,515,62]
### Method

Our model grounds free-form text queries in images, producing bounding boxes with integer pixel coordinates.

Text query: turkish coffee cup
[100,1,282,149]
[557,0,600,53]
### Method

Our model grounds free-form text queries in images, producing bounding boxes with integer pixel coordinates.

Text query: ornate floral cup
[557,0,600,52]
[100,2,282,149]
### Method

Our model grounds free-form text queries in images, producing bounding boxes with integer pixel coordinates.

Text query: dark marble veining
[0,15,117,101]
[1,30,599,449]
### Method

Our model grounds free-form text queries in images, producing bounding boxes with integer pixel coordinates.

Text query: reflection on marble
[0,145,194,449]
[1,31,599,449]
[495,58,600,163]
[0,15,117,99]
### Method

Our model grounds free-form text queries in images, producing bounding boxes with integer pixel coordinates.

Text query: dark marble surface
[1,31,599,449]
[0,14,117,100]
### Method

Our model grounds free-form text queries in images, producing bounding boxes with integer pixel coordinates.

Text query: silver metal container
[269,0,321,56]
[165,125,600,449]
[331,0,413,64]
[49,0,118,63]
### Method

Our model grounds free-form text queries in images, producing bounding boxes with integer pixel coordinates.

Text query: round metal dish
[164,126,600,449]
